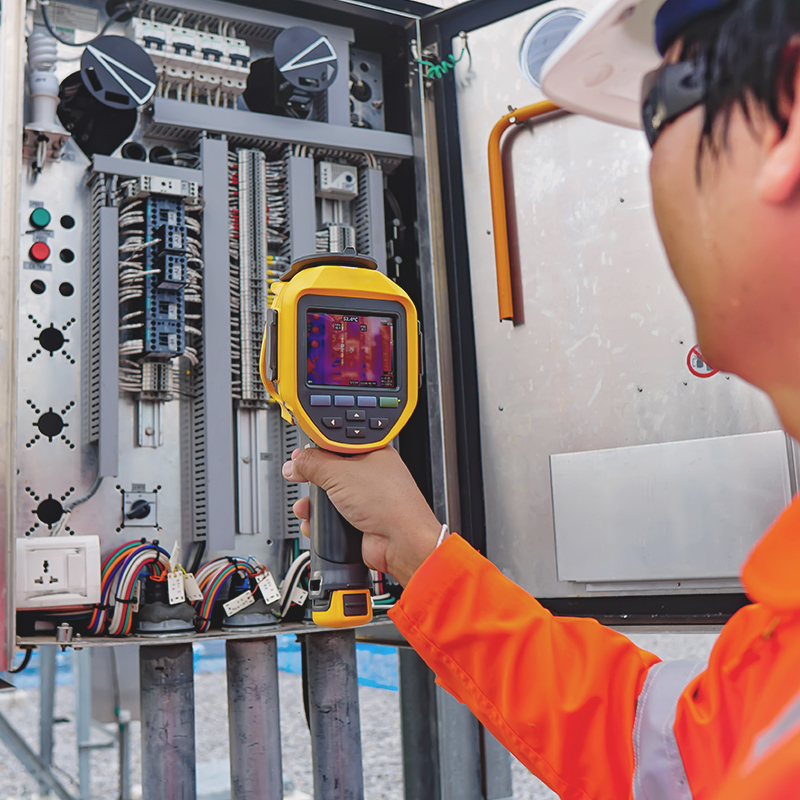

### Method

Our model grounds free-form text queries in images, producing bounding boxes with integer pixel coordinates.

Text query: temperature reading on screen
[307,312,396,388]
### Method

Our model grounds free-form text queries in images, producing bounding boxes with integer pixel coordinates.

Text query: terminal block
[144,196,186,356]
[124,175,199,200]
[155,252,187,289]
[153,223,188,289]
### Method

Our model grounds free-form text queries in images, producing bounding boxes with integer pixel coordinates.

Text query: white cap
[540,0,664,129]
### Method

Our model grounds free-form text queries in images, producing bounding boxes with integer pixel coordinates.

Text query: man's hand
[282,446,442,587]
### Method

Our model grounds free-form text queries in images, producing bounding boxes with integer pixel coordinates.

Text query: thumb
[284,446,344,490]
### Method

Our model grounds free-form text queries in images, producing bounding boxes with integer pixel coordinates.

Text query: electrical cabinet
[0,0,797,670]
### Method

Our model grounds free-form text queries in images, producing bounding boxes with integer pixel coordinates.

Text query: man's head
[542,0,800,426]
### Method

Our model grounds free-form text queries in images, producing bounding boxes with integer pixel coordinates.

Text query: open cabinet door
[419,0,799,624]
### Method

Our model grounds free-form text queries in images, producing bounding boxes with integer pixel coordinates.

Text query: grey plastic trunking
[286,156,317,263]
[365,167,387,274]
[200,137,236,550]
[98,207,119,478]
[150,99,414,159]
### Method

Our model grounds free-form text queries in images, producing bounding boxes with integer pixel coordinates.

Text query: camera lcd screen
[306,312,396,388]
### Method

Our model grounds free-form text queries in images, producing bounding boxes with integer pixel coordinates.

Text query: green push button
[30,208,51,229]
[379,397,400,408]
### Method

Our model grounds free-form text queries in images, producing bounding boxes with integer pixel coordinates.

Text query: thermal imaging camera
[260,249,422,627]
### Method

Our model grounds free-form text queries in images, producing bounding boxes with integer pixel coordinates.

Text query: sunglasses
[641,58,707,148]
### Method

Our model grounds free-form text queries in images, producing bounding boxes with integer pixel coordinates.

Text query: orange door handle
[488,101,560,322]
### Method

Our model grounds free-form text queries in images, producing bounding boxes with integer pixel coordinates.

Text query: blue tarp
[2,637,399,692]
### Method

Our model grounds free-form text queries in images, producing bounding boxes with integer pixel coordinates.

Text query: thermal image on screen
[307,312,396,388]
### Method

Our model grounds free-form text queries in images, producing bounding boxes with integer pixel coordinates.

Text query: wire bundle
[88,540,171,636]
[182,199,205,368]
[194,557,259,632]
[228,150,242,397]
[117,185,155,389]
[266,152,289,248]
[279,551,310,618]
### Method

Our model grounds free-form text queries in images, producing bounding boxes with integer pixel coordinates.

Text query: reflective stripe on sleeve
[632,660,706,800]
[747,686,800,768]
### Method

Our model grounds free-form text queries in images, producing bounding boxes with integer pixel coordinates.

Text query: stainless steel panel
[17,154,185,559]
[452,2,783,597]
[149,99,414,158]
[0,0,26,668]
[551,431,792,584]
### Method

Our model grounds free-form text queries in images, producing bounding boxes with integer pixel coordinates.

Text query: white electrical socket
[16,535,101,609]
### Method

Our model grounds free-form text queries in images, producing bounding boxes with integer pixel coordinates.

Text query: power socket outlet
[16,535,101,609]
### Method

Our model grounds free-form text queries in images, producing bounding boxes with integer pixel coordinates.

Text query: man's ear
[757,43,800,204]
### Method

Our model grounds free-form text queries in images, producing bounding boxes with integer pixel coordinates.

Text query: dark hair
[677,0,800,156]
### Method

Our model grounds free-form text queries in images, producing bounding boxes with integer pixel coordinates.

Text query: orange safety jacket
[389,494,800,800]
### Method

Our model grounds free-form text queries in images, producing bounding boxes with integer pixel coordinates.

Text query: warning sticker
[35,2,98,35]
[687,345,719,378]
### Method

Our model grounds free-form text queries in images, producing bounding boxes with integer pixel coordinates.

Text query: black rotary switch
[126,499,151,520]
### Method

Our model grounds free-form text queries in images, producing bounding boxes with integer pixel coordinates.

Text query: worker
[283,0,800,797]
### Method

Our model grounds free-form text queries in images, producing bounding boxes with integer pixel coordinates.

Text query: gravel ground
[0,633,717,800]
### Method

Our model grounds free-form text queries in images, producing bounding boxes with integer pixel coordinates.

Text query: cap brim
[540,0,663,129]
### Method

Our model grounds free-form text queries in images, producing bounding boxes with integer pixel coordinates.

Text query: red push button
[30,242,51,263]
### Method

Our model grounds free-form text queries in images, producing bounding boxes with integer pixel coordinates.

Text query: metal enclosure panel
[149,99,414,158]
[0,0,26,668]
[451,1,783,598]
[551,431,792,584]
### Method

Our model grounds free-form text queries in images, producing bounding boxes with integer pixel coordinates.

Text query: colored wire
[89,540,170,636]
[194,558,258,632]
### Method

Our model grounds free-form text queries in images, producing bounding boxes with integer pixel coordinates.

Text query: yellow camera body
[260,256,420,455]
[259,251,421,628]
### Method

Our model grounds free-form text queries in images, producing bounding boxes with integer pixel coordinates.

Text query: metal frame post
[398,649,440,800]
[226,638,283,800]
[481,726,514,800]
[305,630,365,800]
[139,643,197,800]
[119,710,133,800]
[39,645,57,796]
[74,648,92,800]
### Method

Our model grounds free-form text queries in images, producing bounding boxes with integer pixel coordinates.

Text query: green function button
[30,208,52,229]
[379,397,400,408]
